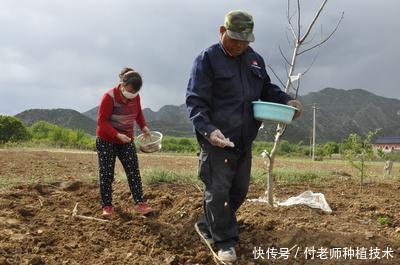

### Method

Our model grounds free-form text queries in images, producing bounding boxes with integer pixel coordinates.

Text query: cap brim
[226,30,255,42]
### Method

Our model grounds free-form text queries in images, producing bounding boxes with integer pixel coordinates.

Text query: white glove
[209,129,235,148]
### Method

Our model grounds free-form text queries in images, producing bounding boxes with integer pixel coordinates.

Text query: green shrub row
[1,115,397,162]
[0,115,347,156]
[0,115,95,150]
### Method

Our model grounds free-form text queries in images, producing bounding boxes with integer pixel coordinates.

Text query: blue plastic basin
[252,101,297,124]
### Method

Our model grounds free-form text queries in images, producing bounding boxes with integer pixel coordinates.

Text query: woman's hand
[116,133,132,143]
[142,126,151,139]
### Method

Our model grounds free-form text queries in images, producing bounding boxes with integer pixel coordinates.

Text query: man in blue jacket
[186,10,302,262]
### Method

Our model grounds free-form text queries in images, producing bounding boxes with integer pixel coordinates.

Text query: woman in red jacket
[96,67,153,216]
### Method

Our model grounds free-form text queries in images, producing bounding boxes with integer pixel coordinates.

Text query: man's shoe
[134,202,153,215]
[102,206,114,216]
[194,223,214,245]
[217,247,237,263]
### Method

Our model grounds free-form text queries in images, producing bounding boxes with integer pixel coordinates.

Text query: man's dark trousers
[197,146,252,249]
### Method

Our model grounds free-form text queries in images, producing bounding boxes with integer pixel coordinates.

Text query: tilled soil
[0,149,399,264]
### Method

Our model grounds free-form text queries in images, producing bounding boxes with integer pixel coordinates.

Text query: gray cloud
[1,0,399,115]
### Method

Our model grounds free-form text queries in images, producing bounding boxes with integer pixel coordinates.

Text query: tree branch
[299,0,329,43]
[295,78,300,98]
[279,45,292,66]
[287,0,299,40]
[297,0,301,39]
[302,49,320,75]
[285,30,293,47]
[302,24,320,46]
[298,11,344,55]
[267,65,286,88]
[283,60,289,79]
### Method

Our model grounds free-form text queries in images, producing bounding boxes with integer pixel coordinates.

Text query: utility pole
[312,103,317,161]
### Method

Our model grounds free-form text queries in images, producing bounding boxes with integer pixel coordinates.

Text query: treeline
[1,115,398,161]
[160,135,342,158]
[1,115,330,155]
[0,115,95,150]
[0,115,348,156]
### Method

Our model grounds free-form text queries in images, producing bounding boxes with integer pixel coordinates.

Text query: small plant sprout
[377,217,391,226]
[176,206,187,218]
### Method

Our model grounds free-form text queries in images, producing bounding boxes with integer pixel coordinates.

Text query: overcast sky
[1,0,399,115]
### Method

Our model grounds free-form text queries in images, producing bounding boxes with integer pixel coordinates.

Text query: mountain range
[15,108,97,135]
[15,88,400,143]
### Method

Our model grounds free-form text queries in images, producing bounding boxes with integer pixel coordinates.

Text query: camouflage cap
[224,10,255,42]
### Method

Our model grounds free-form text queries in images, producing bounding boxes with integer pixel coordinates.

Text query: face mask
[122,88,139,99]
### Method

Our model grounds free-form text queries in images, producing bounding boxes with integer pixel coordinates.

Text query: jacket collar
[218,42,249,59]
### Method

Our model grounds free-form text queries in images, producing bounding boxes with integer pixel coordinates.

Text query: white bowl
[136,131,163,153]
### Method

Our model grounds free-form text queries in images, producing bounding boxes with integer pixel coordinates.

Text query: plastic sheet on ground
[248,191,332,213]
[278,191,332,213]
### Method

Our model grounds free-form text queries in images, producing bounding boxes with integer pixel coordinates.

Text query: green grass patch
[377,217,391,226]
[140,168,199,185]
[251,168,331,184]
[0,175,60,189]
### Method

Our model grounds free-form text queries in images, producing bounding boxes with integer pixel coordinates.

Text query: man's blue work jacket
[186,43,293,151]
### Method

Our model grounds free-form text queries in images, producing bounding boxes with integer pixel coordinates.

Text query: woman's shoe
[134,202,153,215]
[102,206,114,216]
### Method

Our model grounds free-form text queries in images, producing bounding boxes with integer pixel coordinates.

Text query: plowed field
[0,149,399,264]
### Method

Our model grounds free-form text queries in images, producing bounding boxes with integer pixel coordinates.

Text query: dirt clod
[28,256,45,265]
[59,181,82,191]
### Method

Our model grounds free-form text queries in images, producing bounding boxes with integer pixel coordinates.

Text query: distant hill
[141,105,194,137]
[18,88,400,143]
[282,88,400,143]
[15,109,97,135]
[82,107,98,122]
[83,104,194,137]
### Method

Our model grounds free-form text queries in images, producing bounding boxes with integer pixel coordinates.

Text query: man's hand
[116,133,132,143]
[287,99,303,120]
[208,129,235,148]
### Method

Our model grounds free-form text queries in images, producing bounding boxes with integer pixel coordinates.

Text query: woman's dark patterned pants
[96,138,143,207]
